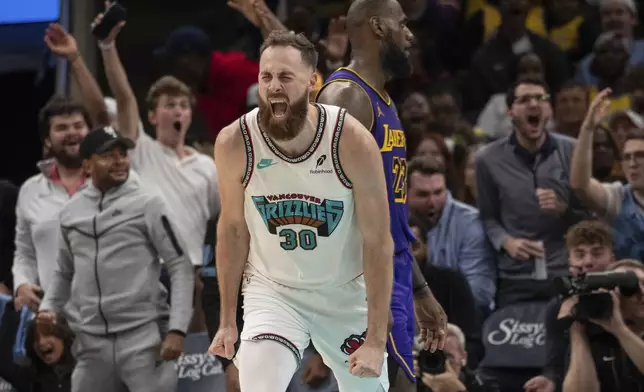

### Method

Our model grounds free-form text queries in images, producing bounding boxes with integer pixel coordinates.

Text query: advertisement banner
[480,301,549,369]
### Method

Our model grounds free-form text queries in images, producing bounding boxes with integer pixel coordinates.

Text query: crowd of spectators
[2,0,644,391]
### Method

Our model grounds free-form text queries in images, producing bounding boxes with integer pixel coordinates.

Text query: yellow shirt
[309,70,324,102]
[482,4,583,52]
[482,5,544,41]
[589,86,631,116]
[466,0,488,19]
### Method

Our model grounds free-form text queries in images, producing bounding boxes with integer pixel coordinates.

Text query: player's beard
[49,140,83,169]
[380,31,411,79]
[258,92,309,141]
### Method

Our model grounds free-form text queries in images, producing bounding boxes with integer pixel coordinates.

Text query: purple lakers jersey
[319,67,415,254]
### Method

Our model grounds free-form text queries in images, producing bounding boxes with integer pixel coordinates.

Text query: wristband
[413,282,429,294]
[98,41,115,50]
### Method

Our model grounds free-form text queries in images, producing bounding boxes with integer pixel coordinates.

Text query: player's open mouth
[270,99,288,118]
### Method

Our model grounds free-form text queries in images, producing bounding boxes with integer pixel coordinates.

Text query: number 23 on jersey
[392,157,407,203]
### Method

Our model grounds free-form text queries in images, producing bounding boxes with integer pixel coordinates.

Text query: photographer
[525,220,616,392]
[419,324,498,392]
[561,260,644,392]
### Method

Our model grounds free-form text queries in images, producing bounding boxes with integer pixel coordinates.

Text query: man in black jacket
[0,180,17,294]
[0,182,20,389]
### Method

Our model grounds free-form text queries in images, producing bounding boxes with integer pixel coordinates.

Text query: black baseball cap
[79,127,135,160]
[153,26,211,60]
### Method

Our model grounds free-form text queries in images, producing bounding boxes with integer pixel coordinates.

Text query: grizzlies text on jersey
[240,103,363,289]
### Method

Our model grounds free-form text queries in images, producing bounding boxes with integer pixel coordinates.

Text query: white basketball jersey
[240,103,363,289]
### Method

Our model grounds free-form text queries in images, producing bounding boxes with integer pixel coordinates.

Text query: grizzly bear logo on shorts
[340,330,367,356]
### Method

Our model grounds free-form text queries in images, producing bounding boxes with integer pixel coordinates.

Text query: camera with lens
[418,349,446,375]
[554,271,639,320]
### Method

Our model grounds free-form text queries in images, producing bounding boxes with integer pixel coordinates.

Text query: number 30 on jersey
[279,229,318,250]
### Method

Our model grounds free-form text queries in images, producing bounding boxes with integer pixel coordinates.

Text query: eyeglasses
[514,94,550,104]
[621,151,644,163]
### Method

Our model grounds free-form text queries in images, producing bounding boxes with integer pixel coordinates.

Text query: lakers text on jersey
[319,68,415,254]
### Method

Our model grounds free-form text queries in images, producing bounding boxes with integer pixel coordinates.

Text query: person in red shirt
[155,26,259,141]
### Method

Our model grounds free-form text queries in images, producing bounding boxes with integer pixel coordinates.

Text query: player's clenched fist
[348,343,384,378]
[208,326,238,359]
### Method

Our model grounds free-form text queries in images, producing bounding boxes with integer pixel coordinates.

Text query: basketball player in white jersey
[208,30,394,392]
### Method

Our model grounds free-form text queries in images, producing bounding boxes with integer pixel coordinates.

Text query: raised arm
[339,113,393,348]
[229,0,287,37]
[613,321,644,375]
[562,324,600,392]
[570,88,612,215]
[316,81,374,131]
[213,122,251,328]
[94,13,140,141]
[44,24,109,127]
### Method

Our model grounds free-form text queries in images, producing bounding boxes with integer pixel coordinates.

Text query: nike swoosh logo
[256,162,277,169]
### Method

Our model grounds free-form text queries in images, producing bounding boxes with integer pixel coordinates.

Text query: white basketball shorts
[235,264,389,392]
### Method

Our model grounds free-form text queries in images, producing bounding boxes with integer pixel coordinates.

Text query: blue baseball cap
[154,26,212,59]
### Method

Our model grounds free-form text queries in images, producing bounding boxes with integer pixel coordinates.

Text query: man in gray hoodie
[38,127,195,392]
